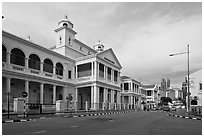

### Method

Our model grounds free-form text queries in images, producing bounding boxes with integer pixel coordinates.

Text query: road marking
[70,125,78,128]
[32,130,47,134]
[109,120,114,122]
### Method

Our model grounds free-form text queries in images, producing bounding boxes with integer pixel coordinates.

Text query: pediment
[96,48,122,69]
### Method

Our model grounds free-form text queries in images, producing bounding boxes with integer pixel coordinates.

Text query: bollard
[109,103,111,110]
[85,101,88,111]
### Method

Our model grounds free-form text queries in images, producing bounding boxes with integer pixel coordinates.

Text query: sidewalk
[2,109,133,123]
[169,108,202,120]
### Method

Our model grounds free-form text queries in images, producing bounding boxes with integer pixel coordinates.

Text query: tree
[160,97,172,105]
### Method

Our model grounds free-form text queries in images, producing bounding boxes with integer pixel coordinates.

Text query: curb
[2,110,129,123]
[64,110,128,118]
[2,119,32,123]
[169,113,202,121]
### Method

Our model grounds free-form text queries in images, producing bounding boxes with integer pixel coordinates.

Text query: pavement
[169,108,202,120]
[2,109,130,123]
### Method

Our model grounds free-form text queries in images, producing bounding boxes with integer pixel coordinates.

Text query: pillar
[25,80,29,103]
[40,61,43,72]
[94,62,97,78]
[104,65,106,79]
[6,77,11,111]
[40,83,44,104]
[75,88,78,110]
[103,88,108,103]
[25,57,29,69]
[63,86,68,101]
[93,85,99,110]
[76,65,78,78]
[6,52,10,64]
[53,85,56,104]
[91,62,94,77]
[53,65,56,75]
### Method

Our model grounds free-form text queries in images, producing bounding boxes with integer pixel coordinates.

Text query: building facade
[141,84,158,108]
[120,76,143,109]
[2,16,122,112]
[189,69,202,106]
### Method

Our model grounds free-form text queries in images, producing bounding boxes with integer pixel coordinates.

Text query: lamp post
[169,45,190,112]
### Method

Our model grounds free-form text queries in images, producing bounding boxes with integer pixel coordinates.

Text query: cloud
[2,2,202,88]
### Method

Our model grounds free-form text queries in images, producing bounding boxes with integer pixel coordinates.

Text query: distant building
[161,78,171,91]
[121,76,143,109]
[141,84,158,108]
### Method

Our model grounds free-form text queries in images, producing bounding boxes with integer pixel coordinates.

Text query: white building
[189,69,202,106]
[2,16,122,112]
[120,76,143,109]
[141,84,158,108]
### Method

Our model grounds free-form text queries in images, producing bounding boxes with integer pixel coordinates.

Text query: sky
[2,2,202,88]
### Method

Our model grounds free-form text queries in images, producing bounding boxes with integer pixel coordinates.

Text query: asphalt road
[2,111,202,135]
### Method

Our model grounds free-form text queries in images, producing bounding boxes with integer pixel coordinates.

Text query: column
[111,69,114,81]
[93,85,99,110]
[97,62,99,78]
[25,57,29,68]
[40,83,44,104]
[111,90,114,109]
[40,61,43,72]
[91,86,99,110]
[75,88,78,110]
[91,62,94,77]
[53,65,56,75]
[6,77,11,93]
[103,88,108,103]
[25,80,29,103]
[129,83,131,92]
[76,65,78,78]
[6,52,10,64]
[53,85,56,104]
[104,65,106,79]
[91,86,94,109]
[63,86,68,101]
[6,77,11,111]
[130,82,133,92]
[94,62,97,78]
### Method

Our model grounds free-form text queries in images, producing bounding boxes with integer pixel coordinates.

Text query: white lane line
[32,130,47,134]
[70,125,79,128]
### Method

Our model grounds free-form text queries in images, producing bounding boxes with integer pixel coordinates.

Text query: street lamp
[169,45,190,113]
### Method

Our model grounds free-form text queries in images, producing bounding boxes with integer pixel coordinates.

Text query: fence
[190,105,202,117]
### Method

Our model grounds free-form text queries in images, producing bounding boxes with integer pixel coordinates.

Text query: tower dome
[93,40,104,52]
[58,15,73,29]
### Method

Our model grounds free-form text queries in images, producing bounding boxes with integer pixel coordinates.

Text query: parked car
[171,106,176,111]
[162,105,170,111]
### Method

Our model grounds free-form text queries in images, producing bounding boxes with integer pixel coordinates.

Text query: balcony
[2,62,71,83]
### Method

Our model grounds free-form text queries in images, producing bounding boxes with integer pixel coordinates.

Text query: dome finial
[65,15,68,19]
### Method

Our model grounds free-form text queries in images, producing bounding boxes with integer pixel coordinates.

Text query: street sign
[22,91,28,97]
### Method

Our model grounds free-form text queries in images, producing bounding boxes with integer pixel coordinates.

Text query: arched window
[29,54,40,70]
[63,23,68,27]
[56,62,63,76]
[43,59,53,73]
[2,44,7,62]
[10,48,25,66]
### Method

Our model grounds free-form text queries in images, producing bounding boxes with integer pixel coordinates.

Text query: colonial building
[2,16,122,112]
[120,76,143,109]
[141,84,158,108]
